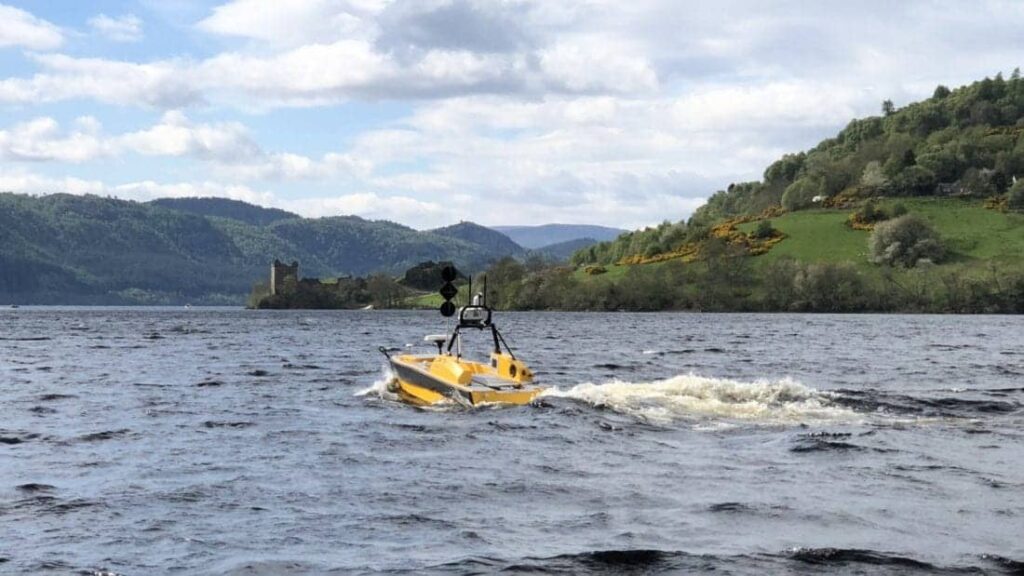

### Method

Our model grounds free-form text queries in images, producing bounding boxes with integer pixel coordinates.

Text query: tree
[781,177,821,210]
[793,263,867,312]
[367,274,406,308]
[882,99,896,116]
[853,199,886,224]
[869,214,946,267]
[861,160,889,189]
[933,85,951,99]
[889,165,937,196]
[751,220,776,239]
[761,257,801,310]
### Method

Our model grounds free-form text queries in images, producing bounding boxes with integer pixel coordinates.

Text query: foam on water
[354,366,399,401]
[541,373,863,425]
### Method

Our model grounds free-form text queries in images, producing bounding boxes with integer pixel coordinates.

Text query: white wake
[354,366,399,401]
[540,374,861,425]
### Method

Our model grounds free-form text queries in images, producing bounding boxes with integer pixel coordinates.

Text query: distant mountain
[148,197,299,226]
[0,194,513,304]
[430,221,526,258]
[492,224,625,249]
[532,237,600,262]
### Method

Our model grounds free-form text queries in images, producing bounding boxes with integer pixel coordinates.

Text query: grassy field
[739,210,870,264]
[735,197,1024,272]
[901,198,1024,263]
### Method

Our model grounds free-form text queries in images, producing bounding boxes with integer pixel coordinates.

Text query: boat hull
[388,355,542,406]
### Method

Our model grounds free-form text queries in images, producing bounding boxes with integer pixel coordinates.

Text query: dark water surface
[2,308,1023,575]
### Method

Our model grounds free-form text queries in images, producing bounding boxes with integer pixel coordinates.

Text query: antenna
[483,275,488,307]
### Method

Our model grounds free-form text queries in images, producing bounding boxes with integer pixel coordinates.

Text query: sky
[0,1,1022,230]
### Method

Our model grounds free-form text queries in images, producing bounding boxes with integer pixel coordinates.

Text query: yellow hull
[389,353,543,407]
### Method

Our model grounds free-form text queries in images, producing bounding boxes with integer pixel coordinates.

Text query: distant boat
[184,304,192,309]
[361,304,374,310]
[9,305,19,309]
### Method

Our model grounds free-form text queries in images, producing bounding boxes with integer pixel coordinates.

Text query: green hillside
[735,198,1024,270]
[575,72,1024,268]
[532,237,600,262]
[483,73,1024,313]
[0,194,518,304]
[471,195,1024,313]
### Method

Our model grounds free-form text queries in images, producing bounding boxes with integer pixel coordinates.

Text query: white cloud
[0,166,276,206]
[0,170,104,196]
[194,40,396,107]
[282,192,445,222]
[88,14,144,43]
[0,53,200,108]
[0,117,109,163]
[110,179,276,205]
[197,0,383,46]
[538,38,658,94]
[0,4,63,50]
[117,111,260,161]
[0,113,260,164]
[0,113,372,186]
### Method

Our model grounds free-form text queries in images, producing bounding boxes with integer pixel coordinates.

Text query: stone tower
[270,259,299,295]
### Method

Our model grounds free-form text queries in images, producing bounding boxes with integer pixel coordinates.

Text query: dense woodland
[471,254,1024,314]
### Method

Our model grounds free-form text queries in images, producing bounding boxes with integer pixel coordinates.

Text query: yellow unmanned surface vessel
[380,271,543,407]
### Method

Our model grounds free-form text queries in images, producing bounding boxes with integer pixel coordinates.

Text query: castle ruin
[270,260,299,295]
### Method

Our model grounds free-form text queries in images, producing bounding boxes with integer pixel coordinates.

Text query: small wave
[786,547,935,569]
[707,502,755,513]
[201,421,254,429]
[540,374,861,425]
[980,554,1024,574]
[454,549,690,573]
[283,363,322,370]
[16,483,55,493]
[831,389,1020,418]
[354,367,400,402]
[76,429,131,442]
[790,438,866,453]
[38,393,76,401]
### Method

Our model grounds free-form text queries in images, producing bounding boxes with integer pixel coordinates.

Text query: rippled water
[2,308,1023,575]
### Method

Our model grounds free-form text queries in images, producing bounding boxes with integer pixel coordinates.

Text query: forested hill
[576,71,1024,265]
[430,221,526,258]
[148,197,299,226]
[0,193,516,304]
